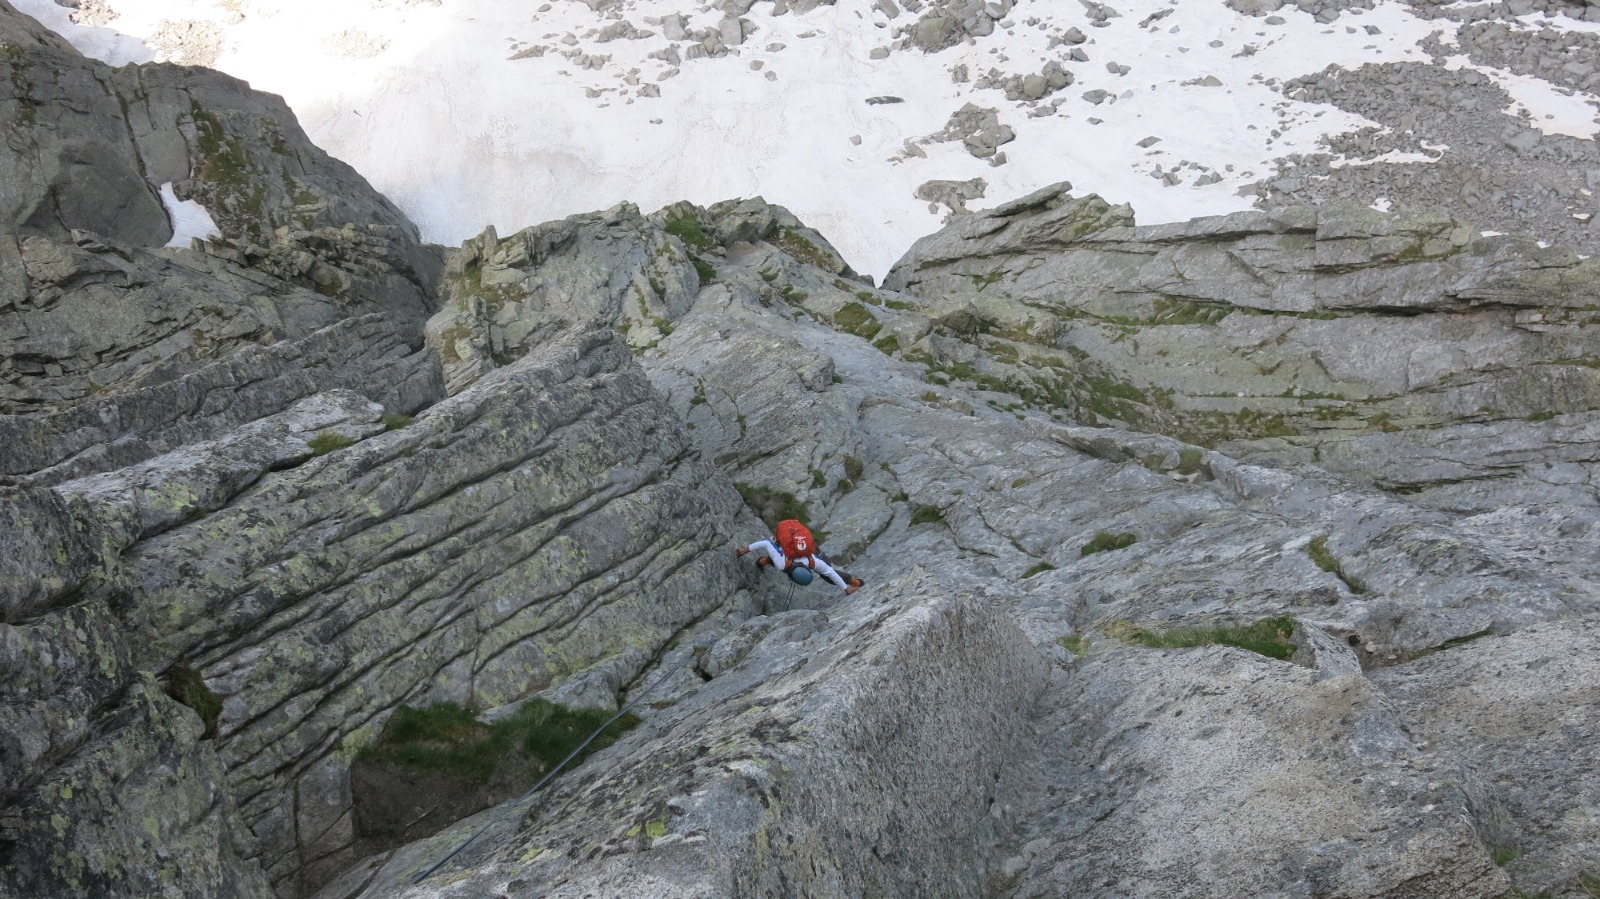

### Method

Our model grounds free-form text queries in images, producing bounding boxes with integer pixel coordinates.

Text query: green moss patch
[1022,561,1056,579]
[1081,530,1137,556]
[162,664,223,740]
[832,302,882,340]
[1307,535,1367,594]
[771,227,835,269]
[910,504,945,526]
[1112,616,1298,661]
[307,431,356,456]
[663,215,715,250]
[735,483,820,541]
[359,700,639,784]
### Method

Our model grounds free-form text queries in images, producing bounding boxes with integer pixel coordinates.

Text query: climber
[737,519,861,595]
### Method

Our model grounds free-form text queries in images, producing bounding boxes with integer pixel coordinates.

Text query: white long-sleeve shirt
[749,539,850,592]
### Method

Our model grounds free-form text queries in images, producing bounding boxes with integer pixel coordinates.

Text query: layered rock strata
[0,6,753,897]
[328,582,1045,899]
[2,323,752,898]
[325,190,1600,899]
[8,1,1600,894]
[882,182,1600,509]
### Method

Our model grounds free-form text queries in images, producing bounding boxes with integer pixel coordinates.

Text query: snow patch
[1443,55,1600,140]
[16,0,1593,278]
[160,183,221,248]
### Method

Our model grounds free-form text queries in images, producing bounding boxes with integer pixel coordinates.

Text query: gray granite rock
[327,579,1047,899]
[3,325,752,898]
[881,186,1600,501]
[10,12,1600,893]
[1373,620,1600,899]
[989,644,1507,899]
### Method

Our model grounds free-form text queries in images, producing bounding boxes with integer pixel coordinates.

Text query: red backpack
[775,519,815,564]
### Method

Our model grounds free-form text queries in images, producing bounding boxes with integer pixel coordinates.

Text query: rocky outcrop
[2,325,754,898]
[0,9,755,898]
[424,205,700,393]
[287,188,1600,899]
[879,182,1600,510]
[10,3,1600,894]
[0,0,424,255]
[425,196,858,395]
[321,579,1046,899]
[0,0,441,454]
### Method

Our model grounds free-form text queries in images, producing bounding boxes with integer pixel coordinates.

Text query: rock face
[321,183,1600,895]
[1373,620,1600,899]
[882,182,1600,510]
[335,581,1045,899]
[306,187,1600,899]
[0,7,750,898]
[0,0,440,449]
[3,324,750,898]
[0,0,424,253]
[994,641,1508,899]
[10,5,1600,899]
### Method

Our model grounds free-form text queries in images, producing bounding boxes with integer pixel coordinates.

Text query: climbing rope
[411,655,688,884]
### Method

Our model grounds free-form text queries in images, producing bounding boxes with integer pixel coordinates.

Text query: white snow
[9,0,151,64]
[12,0,1597,278]
[1442,55,1600,140]
[1329,142,1448,168]
[159,182,221,248]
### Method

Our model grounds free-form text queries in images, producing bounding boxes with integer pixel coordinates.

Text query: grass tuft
[1114,616,1298,661]
[843,455,865,483]
[162,663,223,740]
[1022,561,1056,579]
[1081,530,1137,556]
[1307,535,1367,594]
[1176,447,1205,475]
[910,504,945,526]
[832,302,882,340]
[1056,633,1087,656]
[381,413,414,431]
[663,215,715,250]
[360,700,639,784]
[735,483,821,542]
[307,431,356,456]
